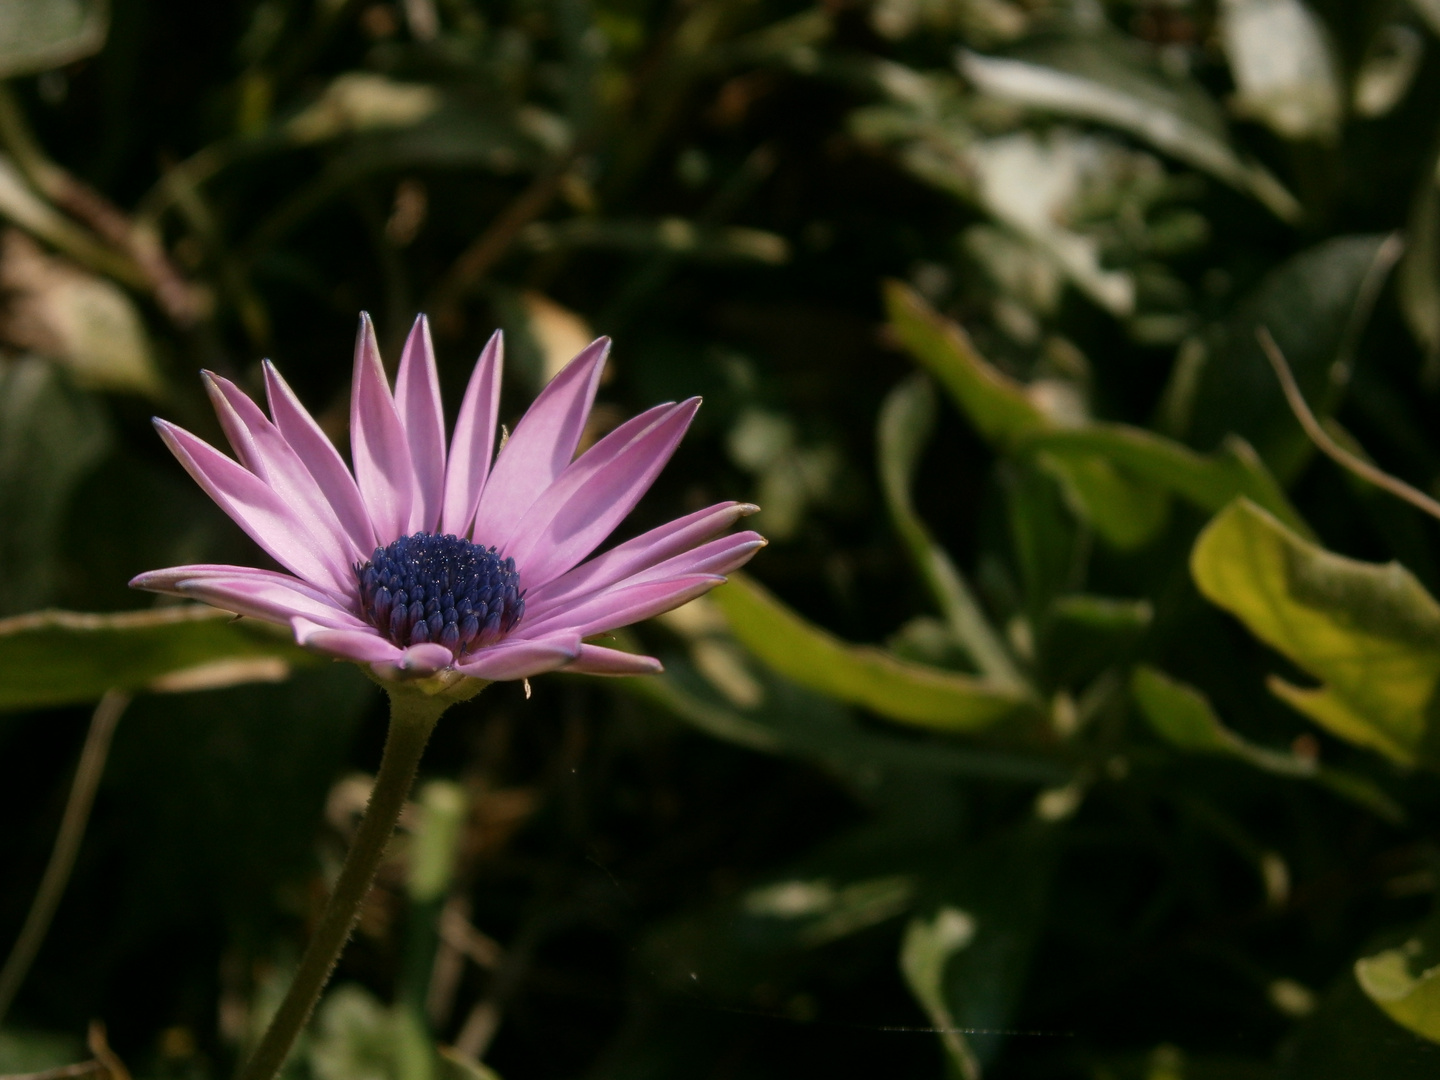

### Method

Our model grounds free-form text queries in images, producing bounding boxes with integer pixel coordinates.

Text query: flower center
[356,532,524,652]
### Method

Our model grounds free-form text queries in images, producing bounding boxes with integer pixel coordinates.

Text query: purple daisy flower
[131,315,763,684]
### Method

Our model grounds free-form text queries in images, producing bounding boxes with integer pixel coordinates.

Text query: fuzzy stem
[236,688,451,1080]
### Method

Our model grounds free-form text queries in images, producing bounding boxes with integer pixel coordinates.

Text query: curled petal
[350,313,415,542]
[563,644,663,676]
[441,330,503,536]
[395,315,447,533]
[472,338,608,540]
[455,631,583,681]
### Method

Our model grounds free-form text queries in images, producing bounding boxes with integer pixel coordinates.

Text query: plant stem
[0,690,129,1025]
[236,688,451,1080]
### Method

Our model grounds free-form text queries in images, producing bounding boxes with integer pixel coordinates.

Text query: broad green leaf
[0,0,107,78]
[1025,427,1311,538]
[1131,665,1404,821]
[1191,499,1440,766]
[877,373,1025,688]
[1187,234,1400,481]
[0,606,315,711]
[711,575,1033,731]
[1356,940,1440,1045]
[957,31,1300,220]
[901,907,982,1079]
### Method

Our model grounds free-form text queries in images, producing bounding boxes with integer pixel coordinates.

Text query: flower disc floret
[357,532,524,653]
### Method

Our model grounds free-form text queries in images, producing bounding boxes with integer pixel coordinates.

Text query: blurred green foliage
[9,0,1440,1077]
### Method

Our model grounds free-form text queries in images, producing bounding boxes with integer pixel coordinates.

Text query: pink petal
[520,573,722,639]
[292,616,404,664]
[155,420,352,595]
[455,631,583,681]
[441,331,503,536]
[503,398,701,588]
[563,645,663,676]
[400,642,454,674]
[132,564,366,631]
[394,315,446,533]
[263,360,377,553]
[471,338,609,542]
[204,372,365,564]
[525,521,763,623]
[176,576,368,631]
[132,562,307,593]
[350,313,416,543]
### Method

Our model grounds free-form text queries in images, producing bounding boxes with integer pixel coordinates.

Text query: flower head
[131,315,763,685]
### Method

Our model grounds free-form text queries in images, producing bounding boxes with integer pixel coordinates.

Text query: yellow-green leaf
[1356,942,1440,1045]
[1191,499,1440,766]
[1132,665,1405,821]
[712,575,1032,731]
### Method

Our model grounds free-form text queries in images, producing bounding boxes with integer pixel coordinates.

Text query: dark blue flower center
[356,532,524,653]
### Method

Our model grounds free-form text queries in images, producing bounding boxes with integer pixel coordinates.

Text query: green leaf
[957,30,1300,220]
[1025,426,1311,539]
[1282,962,1440,1079]
[621,631,1068,784]
[1187,234,1401,481]
[884,282,1170,549]
[0,606,316,711]
[877,373,1025,688]
[711,575,1033,731]
[884,279,1046,450]
[902,824,1058,1072]
[1191,499,1440,767]
[901,907,982,1079]
[1356,941,1440,1045]
[1131,665,1405,822]
[1039,450,1170,550]
[0,0,107,78]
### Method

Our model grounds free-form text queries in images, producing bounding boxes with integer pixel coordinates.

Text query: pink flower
[131,315,763,683]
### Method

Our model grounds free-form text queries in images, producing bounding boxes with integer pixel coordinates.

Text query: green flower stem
[237,687,455,1080]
